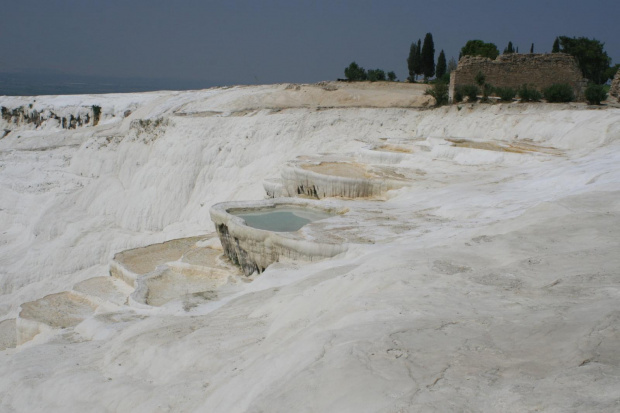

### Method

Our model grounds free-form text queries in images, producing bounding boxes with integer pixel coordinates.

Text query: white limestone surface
[0,84,619,412]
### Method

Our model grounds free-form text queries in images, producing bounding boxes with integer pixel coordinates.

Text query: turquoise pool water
[233,207,333,232]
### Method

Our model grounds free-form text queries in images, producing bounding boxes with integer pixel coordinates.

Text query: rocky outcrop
[1,104,96,130]
[611,70,620,101]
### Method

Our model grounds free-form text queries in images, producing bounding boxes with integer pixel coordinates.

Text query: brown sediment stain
[446,138,561,155]
[375,144,414,153]
[301,161,371,179]
[174,111,223,117]
[301,161,411,182]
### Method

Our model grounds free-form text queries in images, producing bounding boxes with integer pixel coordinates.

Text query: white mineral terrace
[109,235,242,307]
[210,198,348,275]
[279,154,414,199]
[0,82,619,412]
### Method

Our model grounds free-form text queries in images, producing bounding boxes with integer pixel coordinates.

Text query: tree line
[343,63,397,82]
[343,34,618,86]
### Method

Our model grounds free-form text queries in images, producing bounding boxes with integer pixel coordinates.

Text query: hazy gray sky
[2,0,619,85]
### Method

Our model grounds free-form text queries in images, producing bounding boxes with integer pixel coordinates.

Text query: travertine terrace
[1,82,619,412]
[210,198,348,275]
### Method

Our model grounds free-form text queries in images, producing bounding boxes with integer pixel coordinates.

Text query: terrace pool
[232,207,333,232]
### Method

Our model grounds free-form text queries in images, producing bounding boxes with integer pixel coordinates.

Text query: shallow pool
[232,207,333,232]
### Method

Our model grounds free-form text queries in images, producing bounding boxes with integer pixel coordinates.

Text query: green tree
[421,33,436,80]
[558,36,612,84]
[460,40,500,60]
[436,50,447,80]
[552,37,560,53]
[407,42,418,82]
[414,39,422,79]
[344,62,367,81]
[503,41,515,54]
[387,71,397,81]
[367,69,386,82]
[530,43,534,53]
[475,71,491,101]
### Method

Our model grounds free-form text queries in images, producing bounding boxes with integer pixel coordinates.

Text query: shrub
[387,71,397,82]
[453,87,464,103]
[442,73,451,84]
[543,83,575,103]
[461,84,479,102]
[431,75,449,85]
[518,85,542,102]
[495,87,516,102]
[584,83,607,105]
[92,105,102,126]
[425,82,449,106]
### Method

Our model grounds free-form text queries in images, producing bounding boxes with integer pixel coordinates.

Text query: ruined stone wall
[611,71,620,102]
[450,53,586,100]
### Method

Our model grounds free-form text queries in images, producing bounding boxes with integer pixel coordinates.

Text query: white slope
[0,83,619,412]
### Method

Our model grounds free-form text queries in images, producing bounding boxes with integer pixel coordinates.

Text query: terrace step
[17,291,98,345]
[0,319,17,351]
[110,234,242,307]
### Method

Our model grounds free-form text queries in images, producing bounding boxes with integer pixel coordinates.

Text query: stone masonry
[449,53,586,101]
[610,70,620,102]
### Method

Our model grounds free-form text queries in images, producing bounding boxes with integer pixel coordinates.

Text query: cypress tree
[407,42,417,82]
[503,41,515,54]
[421,33,435,80]
[530,43,534,53]
[552,37,560,53]
[414,39,422,79]
[436,50,447,80]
